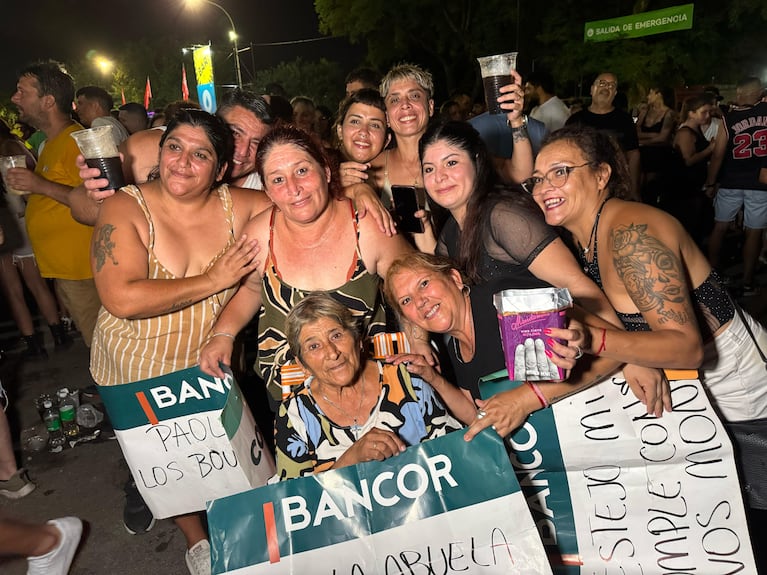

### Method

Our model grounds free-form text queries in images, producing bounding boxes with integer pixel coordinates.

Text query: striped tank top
[257,200,387,406]
[90,184,238,386]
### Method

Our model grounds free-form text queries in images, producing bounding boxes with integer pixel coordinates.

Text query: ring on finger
[476,409,487,419]
[573,345,583,360]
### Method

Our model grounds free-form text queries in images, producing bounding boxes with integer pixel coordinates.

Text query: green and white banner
[480,371,757,573]
[99,365,275,519]
[207,430,551,574]
[584,4,694,43]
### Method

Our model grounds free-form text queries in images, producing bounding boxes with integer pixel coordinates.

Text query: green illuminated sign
[584,3,694,42]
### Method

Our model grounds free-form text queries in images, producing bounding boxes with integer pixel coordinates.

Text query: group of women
[81,64,767,575]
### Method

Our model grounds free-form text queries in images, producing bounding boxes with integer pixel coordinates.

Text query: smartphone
[392,185,425,234]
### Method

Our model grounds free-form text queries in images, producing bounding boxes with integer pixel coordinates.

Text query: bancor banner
[207,430,552,575]
[584,4,694,42]
[479,370,757,573]
[99,365,275,519]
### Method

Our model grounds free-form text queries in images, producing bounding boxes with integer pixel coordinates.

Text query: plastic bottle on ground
[57,388,79,439]
[42,400,65,452]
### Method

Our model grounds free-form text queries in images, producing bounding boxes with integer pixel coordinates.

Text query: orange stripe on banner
[135,392,159,425]
[664,369,698,380]
[263,502,280,563]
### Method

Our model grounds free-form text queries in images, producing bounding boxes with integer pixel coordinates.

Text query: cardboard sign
[99,365,275,519]
[480,370,757,573]
[207,430,552,574]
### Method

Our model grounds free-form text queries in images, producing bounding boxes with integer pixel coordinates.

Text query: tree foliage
[252,57,345,110]
[315,0,767,103]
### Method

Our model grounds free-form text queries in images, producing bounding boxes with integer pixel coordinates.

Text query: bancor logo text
[149,373,233,409]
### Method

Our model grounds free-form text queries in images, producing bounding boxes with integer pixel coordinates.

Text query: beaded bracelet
[526,381,549,409]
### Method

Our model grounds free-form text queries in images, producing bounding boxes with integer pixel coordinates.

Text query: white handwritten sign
[99,365,275,519]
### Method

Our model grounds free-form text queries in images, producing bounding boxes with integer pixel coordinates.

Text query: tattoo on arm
[610,223,692,325]
[511,128,529,143]
[93,224,119,272]
[166,299,193,313]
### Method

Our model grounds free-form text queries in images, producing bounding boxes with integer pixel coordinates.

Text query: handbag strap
[733,303,767,365]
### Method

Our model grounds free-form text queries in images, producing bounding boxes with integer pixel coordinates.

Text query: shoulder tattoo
[609,223,692,326]
[93,224,119,272]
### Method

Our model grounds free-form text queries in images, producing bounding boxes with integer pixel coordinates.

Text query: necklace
[320,371,367,439]
[396,148,422,186]
[580,197,610,261]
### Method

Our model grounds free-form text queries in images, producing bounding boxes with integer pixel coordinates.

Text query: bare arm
[575,221,704,368]
[673,129,715,167]
[92,194,260,319]
[496,70,534,184]
[4,168,74,205]
[637,111,675,145]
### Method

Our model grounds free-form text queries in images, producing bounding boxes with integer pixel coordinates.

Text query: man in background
[75,85,129,146]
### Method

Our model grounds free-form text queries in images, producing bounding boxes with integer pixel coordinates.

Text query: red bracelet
[595,328,607,355]
[526,381,549,409]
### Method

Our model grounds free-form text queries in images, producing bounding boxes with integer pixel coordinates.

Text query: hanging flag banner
[478,370,757,573]
[193,44,217,113]
[143,76,152,110]
[182,63,190,101]
[207,430,552,574]
[584,4,694,43]
[98,365,275,519]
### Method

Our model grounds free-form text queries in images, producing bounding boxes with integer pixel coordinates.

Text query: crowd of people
[0,57,765,575]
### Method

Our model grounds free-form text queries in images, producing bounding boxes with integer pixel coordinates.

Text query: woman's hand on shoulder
[623,364,672,417]
[346,182,396,237]
[340,161,370,187]
[387,353,440,383]
[334,428,406,469]
[204,234,261,292]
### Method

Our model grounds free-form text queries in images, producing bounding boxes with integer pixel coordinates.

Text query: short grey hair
[286,294,362,361]
[380,63,434,100]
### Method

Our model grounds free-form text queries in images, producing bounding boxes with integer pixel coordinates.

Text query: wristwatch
[507,114,528,131]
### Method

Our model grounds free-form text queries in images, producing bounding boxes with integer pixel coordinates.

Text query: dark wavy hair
[157,109,234,187]
[256,125,342,199]
[542,125,632,200]
[419,119,531,283]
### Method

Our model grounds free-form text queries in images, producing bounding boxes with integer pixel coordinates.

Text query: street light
[186,0,242,88]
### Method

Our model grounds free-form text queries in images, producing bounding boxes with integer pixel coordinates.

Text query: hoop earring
[462,285,471,296]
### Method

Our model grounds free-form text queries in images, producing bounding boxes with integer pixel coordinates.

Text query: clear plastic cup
[476,52,518,115]
[0,155,29,195]
[70,126,126,191]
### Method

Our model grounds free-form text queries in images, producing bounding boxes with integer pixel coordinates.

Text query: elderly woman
[385,252,624,440]
[529,125,767,512]
[275,294,468,479]
[90,109,263,575]
[199,126,427,408]
[419,120,670,415]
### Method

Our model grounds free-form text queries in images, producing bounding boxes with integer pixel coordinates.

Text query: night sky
[0,0,361,93]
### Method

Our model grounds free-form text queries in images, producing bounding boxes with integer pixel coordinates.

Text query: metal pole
[202,0,242,88]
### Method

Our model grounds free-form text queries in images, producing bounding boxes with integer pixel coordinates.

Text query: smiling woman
[198,126,426,409]
[89,109,266,573]
[274,294,464,480]
[530,125,767,513]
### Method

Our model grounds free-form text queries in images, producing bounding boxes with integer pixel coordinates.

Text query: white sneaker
[185,539,211,575]
[27,517,83,575]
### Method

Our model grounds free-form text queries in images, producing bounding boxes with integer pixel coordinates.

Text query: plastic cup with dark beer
[70,126,126,191]
[477,52,518,115]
